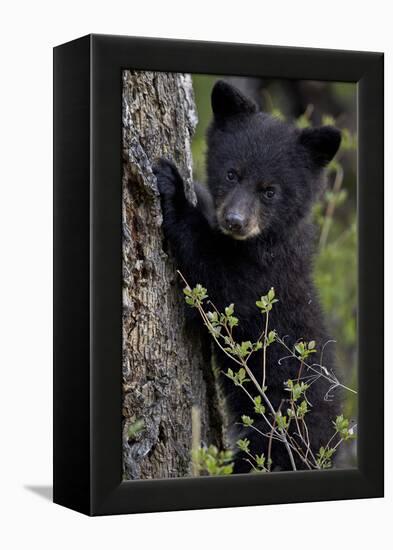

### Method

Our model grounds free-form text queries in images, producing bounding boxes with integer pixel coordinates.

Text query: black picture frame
[53,34,384,516]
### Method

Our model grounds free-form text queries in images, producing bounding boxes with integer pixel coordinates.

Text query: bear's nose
[225,212,245,232]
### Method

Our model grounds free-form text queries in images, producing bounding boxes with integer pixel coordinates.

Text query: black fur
[154,80,342,472]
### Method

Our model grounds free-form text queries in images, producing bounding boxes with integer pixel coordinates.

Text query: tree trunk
[122,70,222,480]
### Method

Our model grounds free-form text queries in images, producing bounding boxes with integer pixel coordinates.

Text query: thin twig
[277,336,357,395]
[319,164,344,250]
[262,310,269,389]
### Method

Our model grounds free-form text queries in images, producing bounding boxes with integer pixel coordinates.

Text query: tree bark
[122,70,222,480]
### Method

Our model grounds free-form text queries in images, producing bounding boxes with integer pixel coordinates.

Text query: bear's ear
[211,80,257,121]
[299,126,341,167]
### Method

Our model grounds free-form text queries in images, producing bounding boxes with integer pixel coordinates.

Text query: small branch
[277,335,357,396]
[319,164,344,250]
[262,310,269,389]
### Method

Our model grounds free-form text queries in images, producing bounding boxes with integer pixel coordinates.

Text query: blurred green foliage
[193,444,234,476]
[191,75,358,426]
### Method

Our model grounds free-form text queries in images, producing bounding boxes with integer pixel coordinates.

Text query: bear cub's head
[206,80,341,241]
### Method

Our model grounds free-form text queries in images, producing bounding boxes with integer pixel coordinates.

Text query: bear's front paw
[153,158,185,200]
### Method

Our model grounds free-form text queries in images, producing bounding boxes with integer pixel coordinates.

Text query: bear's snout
[225,212,246,233]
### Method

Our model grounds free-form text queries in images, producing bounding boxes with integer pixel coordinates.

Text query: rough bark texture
[122,70,222,480]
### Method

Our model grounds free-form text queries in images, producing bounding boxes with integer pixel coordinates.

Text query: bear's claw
[153,158,184,198]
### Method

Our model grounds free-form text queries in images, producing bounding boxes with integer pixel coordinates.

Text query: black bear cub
[154,80,342,472]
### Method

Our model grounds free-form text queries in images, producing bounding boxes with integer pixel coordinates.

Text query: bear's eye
[226,170,237,182]
[263,187,276,199]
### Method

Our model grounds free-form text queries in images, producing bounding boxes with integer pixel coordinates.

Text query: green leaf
[266,330,276,346]
[241,415,254,427]
[296,114,311,129]
[322,114,336,126]
[297,400,308,418]
[228,315,239,328]
[236,438,250,453]
[253,395,266,415]
[237,368,246,382]
[208,325,222,338]
[294,342,305,355]
[127,418,145,439]
[193,445,234,476]
[271,108,286,121]
[207,311,219,324]
[234,341,252,358]
[333,414,356,440]
[275,412,289,431]
[185,296,195,306]
[255,454,266,468]
[285,381,309,401]
[316,445,336,469]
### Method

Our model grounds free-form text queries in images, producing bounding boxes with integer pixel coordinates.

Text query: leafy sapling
[181,273,357,473]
